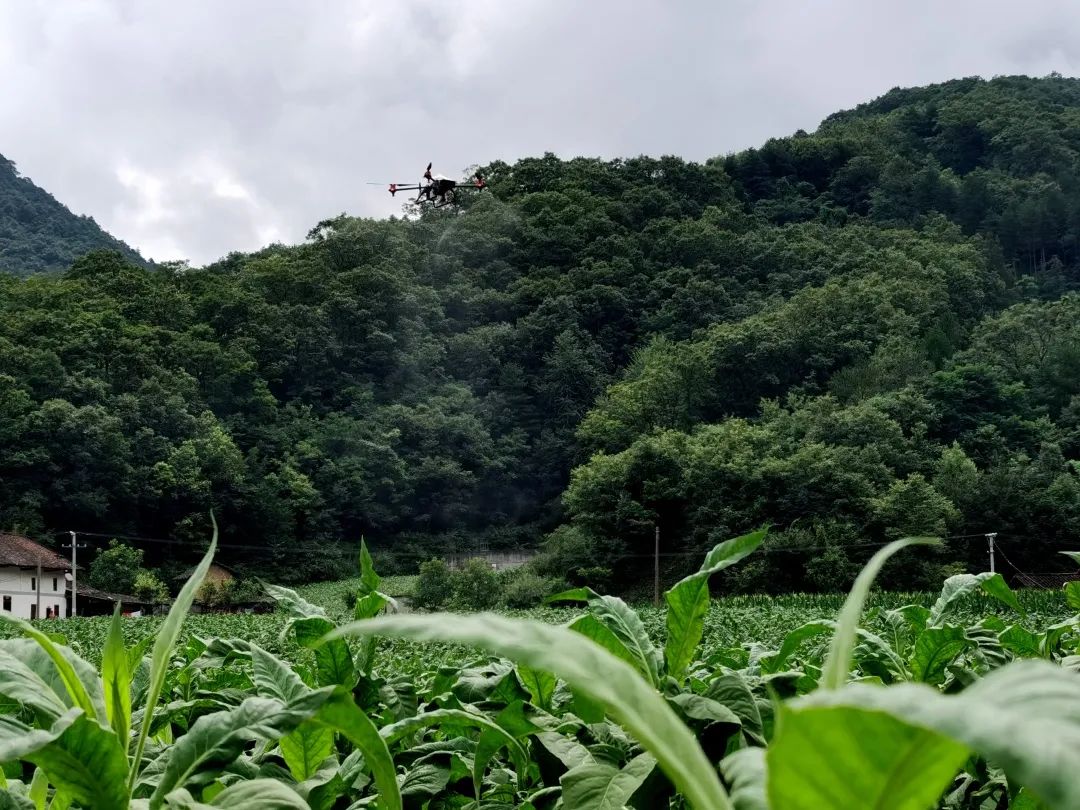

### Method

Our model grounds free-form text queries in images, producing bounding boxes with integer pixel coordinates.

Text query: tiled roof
[0,533,70,569]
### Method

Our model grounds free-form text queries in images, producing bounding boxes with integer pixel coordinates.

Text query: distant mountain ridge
[0,153,146,278]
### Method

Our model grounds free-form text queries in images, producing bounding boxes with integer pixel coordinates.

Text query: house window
[30,577,36,592]
[2,596,9,611]
[52,578,58,592]
[30,604,36,620]
[54,604,60,619]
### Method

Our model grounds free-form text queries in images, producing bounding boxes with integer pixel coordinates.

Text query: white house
[0,533,70,619]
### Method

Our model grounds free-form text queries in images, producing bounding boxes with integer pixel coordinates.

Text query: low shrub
[416,558,453,611]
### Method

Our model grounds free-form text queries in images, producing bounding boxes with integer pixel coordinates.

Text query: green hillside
[3,74,1080,589]
[0,153,146,277]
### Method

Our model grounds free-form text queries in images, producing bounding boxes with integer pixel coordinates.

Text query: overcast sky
[3,1,1080,265]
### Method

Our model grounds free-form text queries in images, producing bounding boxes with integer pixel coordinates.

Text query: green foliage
[133,571,170,603]
[89,541,144,596]
[451,558,501,611]
[7,76,1080,591]
[500,567,561,608]
[415,559,453,611]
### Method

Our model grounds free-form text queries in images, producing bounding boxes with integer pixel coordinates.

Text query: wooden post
[653,525,660,607]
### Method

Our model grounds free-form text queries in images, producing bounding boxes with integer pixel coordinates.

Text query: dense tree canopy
[3,74,1080,588]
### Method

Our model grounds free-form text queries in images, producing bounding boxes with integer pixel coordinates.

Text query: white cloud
[2,0,1080,265]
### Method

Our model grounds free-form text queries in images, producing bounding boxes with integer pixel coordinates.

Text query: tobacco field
[0,531,1077,809]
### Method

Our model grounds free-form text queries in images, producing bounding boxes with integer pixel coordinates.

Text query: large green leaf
[1060,551,1080,567]
[279,721,334,782]
[664,529,768,683]
[908,625,971,685]
[379,702,531,795]
[560,751,657,810]
[358,538,380,595]
[721,748,767,810]
[929,572,1022,626]
[249,646,308,704]
[758,620,834,674]
[0,617,98,721]
[568,615,641,675]
[587,595,663,687]
[263,583,327,619]
[821,537,937,690]
[789,660,1080,808]
[147,691,331,807]
[0,648,68,721]
[102,604,133,748]
[768,702,969,809]
[706,673,765,745]
[328,613,732,810]
[0,711,74,763]
[164,779,309,809]
[516,664,556,711]
[1064,581,1080,612]
[129,520,218,795]
[313,690,402,810]
[24,712,129,810]
[292,618,355,688]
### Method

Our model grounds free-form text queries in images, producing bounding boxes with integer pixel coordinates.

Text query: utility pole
[36,557,41,620]
[62,532,87,618]
[986,532,997,574]
[653,524,660,607]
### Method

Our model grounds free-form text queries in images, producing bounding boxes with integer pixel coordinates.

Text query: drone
[386,163,486,208]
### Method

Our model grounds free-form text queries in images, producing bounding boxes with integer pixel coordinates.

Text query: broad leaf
[314,690,402,810]
[263,584,327,619]
[568,615,641,675]
[721,747,767,810]
[165,779,309,809]
[279,722,333,782]
[1065,581,1080,612]
[706,673,765,745]
[0,648,68,722]
[908,625,971,685]
[516,664,556,711]
[26,713,129,810]
[822,537,937,690]
[400,762,449,800]
[249,646,308,704]
[587,595,663,687]
[148,691,331,807]
[768,702,969,809]
[0,617,97,721]
[378,706,529,779]
[759,620,833,674]
[544,587,599,604]
[292,618,355,688]
[329,613,733,810]
[790,660,1080,809]
[129,519,218,796]
[929,573,1022,626]
[358,538,380,595]
[665,529,768,682]
[560,751,657,810]
[534,731,594,770]
[1060,551,1080,567]
[102,604,133,747]
[208,779,309,809]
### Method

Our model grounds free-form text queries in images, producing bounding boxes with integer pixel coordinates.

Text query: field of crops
[0,534,1077,809]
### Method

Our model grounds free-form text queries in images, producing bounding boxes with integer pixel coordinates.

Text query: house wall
[0,566,68,618]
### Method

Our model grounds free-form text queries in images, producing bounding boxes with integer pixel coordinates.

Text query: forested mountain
[3,74,1080,588]
[0,154,146,278]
